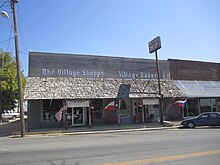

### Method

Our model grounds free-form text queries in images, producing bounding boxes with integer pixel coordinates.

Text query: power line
[0,1,9,9]
[0,37,14,45]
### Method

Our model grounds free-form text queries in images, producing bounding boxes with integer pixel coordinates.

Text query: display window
[42,99,63,122]
[187,99,199,116]
[200,98,216,113]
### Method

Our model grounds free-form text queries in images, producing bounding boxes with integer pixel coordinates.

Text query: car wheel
[188,122,195,128]
[12,116,16,120]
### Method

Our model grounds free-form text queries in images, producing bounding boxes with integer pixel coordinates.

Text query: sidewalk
[1,120,181,137]
[24,121,181,137]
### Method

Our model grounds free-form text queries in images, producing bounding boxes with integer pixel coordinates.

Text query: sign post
[148,36,164,126]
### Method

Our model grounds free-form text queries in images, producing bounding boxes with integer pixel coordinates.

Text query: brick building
[169,59,220,117]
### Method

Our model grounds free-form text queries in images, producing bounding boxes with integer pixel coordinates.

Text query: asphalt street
[0,128,220,165]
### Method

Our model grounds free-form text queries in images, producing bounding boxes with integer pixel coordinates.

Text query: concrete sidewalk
[1,120,181,137]
[24,121,181,137]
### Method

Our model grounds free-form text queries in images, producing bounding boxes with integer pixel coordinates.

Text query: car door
[195,113,209,126]
[209,113,219,126]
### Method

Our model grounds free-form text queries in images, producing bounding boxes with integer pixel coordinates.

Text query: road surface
[0,127,220,165]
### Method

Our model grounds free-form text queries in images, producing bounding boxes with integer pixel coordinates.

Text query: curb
[21,125,180,137]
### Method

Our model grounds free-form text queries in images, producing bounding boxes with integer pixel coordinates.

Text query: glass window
[200,99,212,113]
[210,113,217,118]
[91,99,103,121]
[42,99,63,122]
[187,99,199,116]
[199,114,209,119]
[200,99,210,107]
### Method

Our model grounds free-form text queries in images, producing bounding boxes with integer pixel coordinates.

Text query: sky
[0,0,220,76]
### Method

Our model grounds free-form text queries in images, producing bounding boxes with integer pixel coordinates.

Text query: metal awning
[173,80,220,98]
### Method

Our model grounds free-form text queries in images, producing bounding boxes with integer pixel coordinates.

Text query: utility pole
[11,0,25,137]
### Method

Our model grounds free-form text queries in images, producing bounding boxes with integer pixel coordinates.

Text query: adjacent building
[169,59,220,117]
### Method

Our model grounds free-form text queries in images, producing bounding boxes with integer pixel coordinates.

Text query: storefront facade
[25,52,184,129]
[169,59,220,118]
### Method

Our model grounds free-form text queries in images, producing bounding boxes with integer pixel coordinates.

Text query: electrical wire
[0,1,9,9]
[0,37,14,45]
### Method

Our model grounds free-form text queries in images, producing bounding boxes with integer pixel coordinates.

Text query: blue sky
[0,0,220,76]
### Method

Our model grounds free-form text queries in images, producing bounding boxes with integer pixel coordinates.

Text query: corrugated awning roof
[173,80,220,98]
[24,77,185,100]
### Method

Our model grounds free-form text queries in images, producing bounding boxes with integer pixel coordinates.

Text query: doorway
[67,107,86,126]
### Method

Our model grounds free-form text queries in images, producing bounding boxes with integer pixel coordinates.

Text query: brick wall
[169,59,220,81]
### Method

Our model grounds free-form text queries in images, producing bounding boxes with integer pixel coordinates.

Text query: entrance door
[72,107,85,126]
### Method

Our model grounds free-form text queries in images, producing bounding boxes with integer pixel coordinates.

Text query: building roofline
[29,51,168,62]
[168,58,220,65]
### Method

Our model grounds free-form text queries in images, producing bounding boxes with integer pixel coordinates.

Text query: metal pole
[11,0,25,137]
[155,50,164,125]
[142,106,145,124]
[0,53,3,122]
[186,100,189,117]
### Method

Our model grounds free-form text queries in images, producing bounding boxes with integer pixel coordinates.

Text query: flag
[103,101,116,111]
[174,99,187,107]
[55,105,67,122]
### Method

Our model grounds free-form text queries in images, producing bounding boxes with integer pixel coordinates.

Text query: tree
[0,50,26,119]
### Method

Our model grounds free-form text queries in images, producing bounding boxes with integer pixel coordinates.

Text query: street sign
[148,36,161,53]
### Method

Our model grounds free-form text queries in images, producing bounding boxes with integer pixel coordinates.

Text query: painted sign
[29,52,170,79]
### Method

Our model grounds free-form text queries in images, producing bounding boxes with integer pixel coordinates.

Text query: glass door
[67,107,73,126]
[72,107,84,126]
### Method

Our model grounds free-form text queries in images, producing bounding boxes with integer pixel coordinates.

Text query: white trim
[143,99,159,105]
[67,100,89,107]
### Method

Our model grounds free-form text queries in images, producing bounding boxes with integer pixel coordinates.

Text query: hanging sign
[148,36,161,53]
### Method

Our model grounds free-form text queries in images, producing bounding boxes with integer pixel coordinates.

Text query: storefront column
[64,110,68,130]
[88,101,92,128]
[186,100,189,117]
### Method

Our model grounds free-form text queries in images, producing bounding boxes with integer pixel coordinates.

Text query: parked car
[1,110,20,120]
[181,112,220,128]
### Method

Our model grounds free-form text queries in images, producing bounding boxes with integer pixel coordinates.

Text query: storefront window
[42,99,63,122]
[187,99,199,116]
[200,98,211,113]
[216,99,220,112]
[211,99,217,112]
[91,99,103,121]
[200,99,210,107]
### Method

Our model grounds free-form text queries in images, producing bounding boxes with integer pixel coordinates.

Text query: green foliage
[0,50,26,111]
